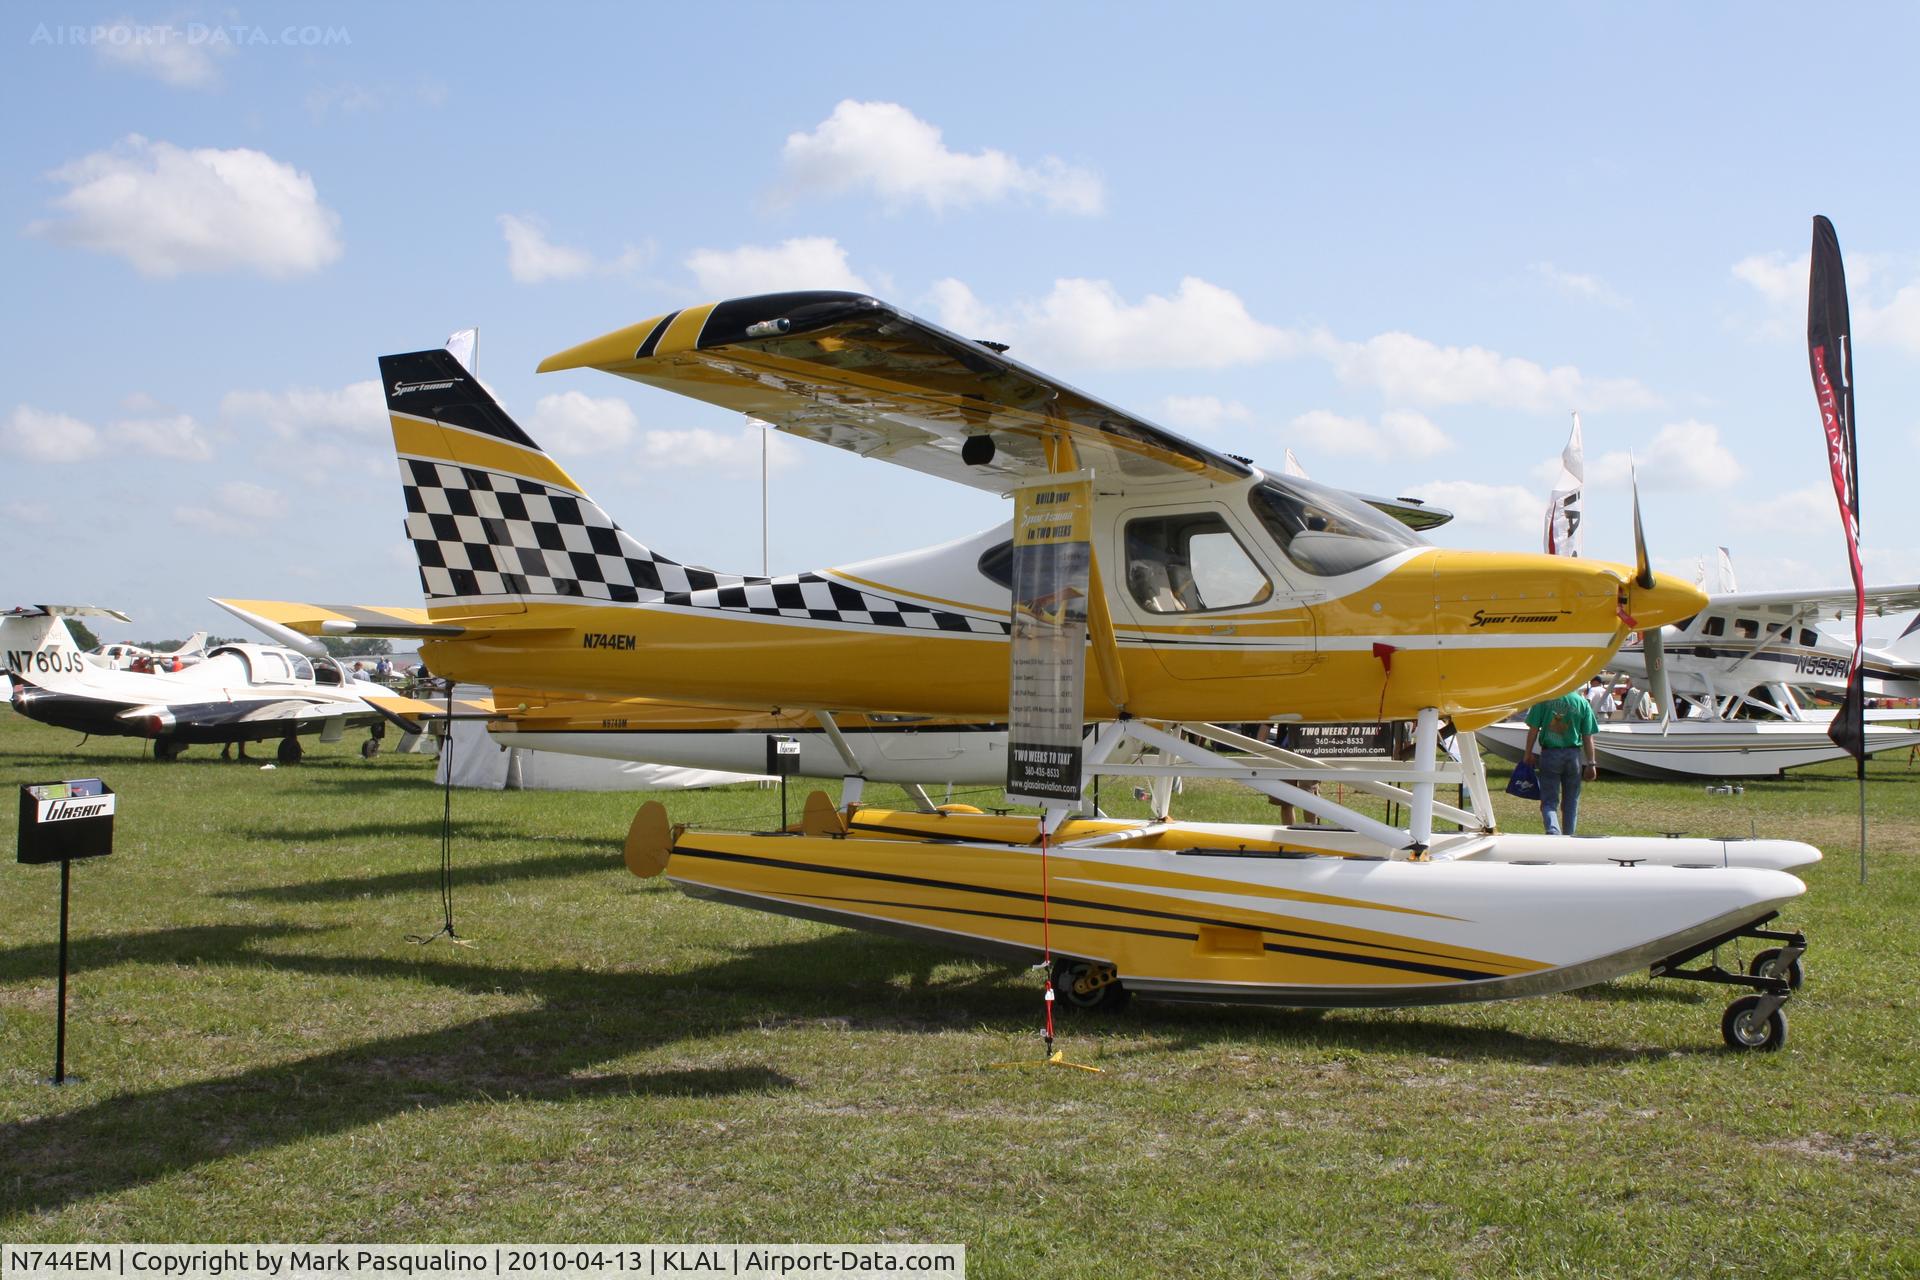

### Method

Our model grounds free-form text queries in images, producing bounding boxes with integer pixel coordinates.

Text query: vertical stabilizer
[380,348,727,618]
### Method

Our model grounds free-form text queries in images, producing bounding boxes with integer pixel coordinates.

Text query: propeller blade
[1631,460,1655,590]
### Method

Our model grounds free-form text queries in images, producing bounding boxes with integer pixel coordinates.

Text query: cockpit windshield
[1248,478,1426,577]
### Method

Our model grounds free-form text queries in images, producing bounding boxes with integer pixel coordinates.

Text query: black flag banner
[1807,214,1866,761]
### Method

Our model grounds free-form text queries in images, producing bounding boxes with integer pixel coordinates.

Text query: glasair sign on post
[1006,472,1093,806]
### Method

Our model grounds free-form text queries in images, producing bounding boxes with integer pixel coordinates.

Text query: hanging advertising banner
[1807,215,1865,762]
[1006,471,1093,805]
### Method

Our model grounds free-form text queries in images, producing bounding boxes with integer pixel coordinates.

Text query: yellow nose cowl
[1629,572,1709,630]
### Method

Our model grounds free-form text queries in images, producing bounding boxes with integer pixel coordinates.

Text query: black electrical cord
[407,680,469,947]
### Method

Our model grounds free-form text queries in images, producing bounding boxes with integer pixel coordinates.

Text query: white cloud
[107,413,212,462]
[29,135,343,278]
[1287,409,1454,459]
[498,214,650,284]
[2,405,103,462]
[222,379,385,440]
[1403,480,1542,535]
[530,391,637,454]
[1729,485,1833,533]
[1157,395,1252,433]
[1583,420,1744,491]
[685,236,869,297]
[638,426,799,474]
[1312,329,1659,413]
[306,82,385,117]
[92,19,230,88]
[780,100,1103,215]
[1732,251,1804,308]
[929,276,1299,369]
[1530,262,1627,308]
[173,480,284,533]
[499,213,592,283]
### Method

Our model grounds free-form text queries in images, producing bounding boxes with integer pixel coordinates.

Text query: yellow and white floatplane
[226,290,1814,1050]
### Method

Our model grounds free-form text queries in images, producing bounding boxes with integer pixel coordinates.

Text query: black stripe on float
[784,890,1497,982]
[671,843,1507,974]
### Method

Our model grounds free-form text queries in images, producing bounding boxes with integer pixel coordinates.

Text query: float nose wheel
[1721,994,1789,1052]
[1050,958,1131,1014]
[1649,913,1807,1052]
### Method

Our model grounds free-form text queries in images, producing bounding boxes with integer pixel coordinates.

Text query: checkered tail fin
[380,348,700,615]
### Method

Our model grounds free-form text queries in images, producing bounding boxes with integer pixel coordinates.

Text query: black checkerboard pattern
[401,457,1008,635]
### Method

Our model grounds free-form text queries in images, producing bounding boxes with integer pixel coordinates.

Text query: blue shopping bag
[1505,760,1541,800]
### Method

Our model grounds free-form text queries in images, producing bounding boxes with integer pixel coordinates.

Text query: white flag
[1543,412,1584,557]
[1708,546,1738,594]
[444,328,478,373]
[1282,448,1309,479]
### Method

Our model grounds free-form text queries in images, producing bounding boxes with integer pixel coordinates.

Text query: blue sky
[5,3,1919,641]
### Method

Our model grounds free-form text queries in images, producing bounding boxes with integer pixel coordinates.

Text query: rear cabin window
[977,540,1014,589]
[1800,628,1818,647]
[1123,512,1270,614]
[1734,618,1760,640]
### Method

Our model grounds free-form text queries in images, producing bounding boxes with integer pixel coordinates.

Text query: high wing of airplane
[3,606,396,762]
[1615,582,1920,717]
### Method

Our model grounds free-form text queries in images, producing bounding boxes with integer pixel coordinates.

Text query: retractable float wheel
[1050,958,1131,1014]
[153,738,182,762]
[1748,948,1804,990]
[278,736,304,765]
[1721,995,1788,1052]
[361,737,380,759]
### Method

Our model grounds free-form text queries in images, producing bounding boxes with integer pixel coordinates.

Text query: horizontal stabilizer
[362,690,498,722]
[4,605,134,622]
[214,599,469,655]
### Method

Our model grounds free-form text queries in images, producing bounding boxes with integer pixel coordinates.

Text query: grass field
[1,713,1915,1277]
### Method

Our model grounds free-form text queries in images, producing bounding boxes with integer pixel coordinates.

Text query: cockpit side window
[1733,618,1760,640]
[1702,616,1726,637]
[1248,478,1424,577]
[255,651,291,682]
[1123,512,1270,614]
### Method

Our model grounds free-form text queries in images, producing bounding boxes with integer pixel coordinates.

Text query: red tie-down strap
[1373,643,1398,721]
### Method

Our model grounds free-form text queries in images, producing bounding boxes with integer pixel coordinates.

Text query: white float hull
[1477,718,1920,780]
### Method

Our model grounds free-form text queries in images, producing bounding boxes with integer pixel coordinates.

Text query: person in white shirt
[1584,676,1618,719]
[1622,683,1659,721]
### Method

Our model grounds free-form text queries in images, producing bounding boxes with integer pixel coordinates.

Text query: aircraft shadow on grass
[217,848,624,903]
[0,914,1700,1218]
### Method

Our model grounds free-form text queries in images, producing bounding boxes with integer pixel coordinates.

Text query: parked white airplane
[3,606,394,762]
[1479,583,1920,778]
[92,631,211,671]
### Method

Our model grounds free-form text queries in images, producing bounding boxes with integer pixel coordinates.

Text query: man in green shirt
[1521,689,1600,835]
